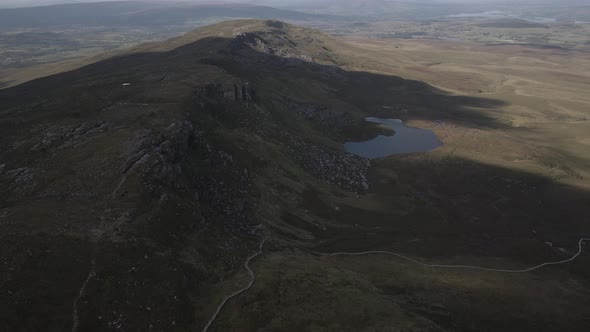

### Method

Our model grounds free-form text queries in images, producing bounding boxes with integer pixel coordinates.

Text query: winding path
[72,257,96,332]
[200,237,587,331]
[202,238,267,332]
[325,238,589,273]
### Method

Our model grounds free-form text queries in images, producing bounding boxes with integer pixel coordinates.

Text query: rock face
[148,121,195,189]
[3,167,35,195]
[192,143,255,235]
[194,83,256,103]
[31,121,109,151]
[233,31,313,63]
[117,120,257,237]
[276,95,355,130]
[287,137,371,194]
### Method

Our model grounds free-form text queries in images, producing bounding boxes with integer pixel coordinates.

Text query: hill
[0,2,325,28]
[0,1,342,89]
[1,20,589,331]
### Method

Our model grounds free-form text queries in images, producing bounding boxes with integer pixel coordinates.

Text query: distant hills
[2,0,589,24]
[275,0,590,22]
[0,1,335,28]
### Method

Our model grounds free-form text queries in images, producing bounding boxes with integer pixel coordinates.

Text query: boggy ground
[0,20,589,331]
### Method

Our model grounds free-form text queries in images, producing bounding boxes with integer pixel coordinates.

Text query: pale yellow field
[335,37,590,190]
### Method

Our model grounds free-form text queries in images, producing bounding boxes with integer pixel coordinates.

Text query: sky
[0,0,571,9]
[0,0,504,5]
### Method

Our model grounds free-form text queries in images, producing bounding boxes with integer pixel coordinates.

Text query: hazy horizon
[0,0,580,9]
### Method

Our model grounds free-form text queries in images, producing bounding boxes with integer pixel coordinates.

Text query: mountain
[1,20,589,331]
[0,1,332,28]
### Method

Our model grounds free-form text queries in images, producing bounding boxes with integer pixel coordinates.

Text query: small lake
[344,117,443,159]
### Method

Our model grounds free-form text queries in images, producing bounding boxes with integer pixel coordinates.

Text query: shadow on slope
[197,35,511,130]
[0,33,509,132]
[284,155,590,332]
[307,155,590,266]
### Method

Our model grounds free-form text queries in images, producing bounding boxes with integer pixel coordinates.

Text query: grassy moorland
[338,19,590,48]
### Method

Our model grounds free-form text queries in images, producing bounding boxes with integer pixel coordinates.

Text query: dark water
[345,117,443,159]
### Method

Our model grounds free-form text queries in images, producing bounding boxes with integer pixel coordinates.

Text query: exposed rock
[116,120,258,237]
[361,181,369,191]
[276,95,355,130]
[158,121,194,164]
[234,30,314,63]
[4,167,35,193]
[300,54,312,62]
[119,130,152,175]
[194,83,256,103]
[137,121,195,192]
[192,144,256,235]
[287,138,371,194]
[31,121,109,151]
[227,31,348,82]
[265,20,287,30]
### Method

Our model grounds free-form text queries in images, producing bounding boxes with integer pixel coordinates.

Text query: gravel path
[326,238,589,273]
[71,257,96,332]
[202,238,266,332]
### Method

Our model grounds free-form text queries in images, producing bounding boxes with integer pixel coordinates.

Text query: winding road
[202,238,267,332]
[326,238,590,273]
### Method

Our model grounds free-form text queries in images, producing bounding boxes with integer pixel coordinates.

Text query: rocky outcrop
[31,121,109,151]
[233,31,313,63]
[117,121,257,237]
[157,122,194,164]
[194,83,256,103]
[287,138,371,194]
[114,121,196,197]
[3,167,35,194]
[147,121,195,190]
[193,145,256,235]
[276,95,355,130]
